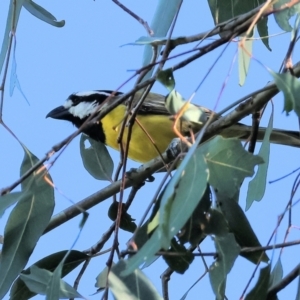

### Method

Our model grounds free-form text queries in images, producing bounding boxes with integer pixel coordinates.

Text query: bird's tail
[219,123,300,148]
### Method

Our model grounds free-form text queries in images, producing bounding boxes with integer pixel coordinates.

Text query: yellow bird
[46,90,300,163]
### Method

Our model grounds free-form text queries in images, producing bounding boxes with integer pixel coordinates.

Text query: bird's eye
[68,94,82,106]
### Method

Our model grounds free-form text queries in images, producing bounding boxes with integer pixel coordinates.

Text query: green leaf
[164,89,207,125]
[108,202,137,233]
[95,266,110,291]
[23,0,65,27]
[273,0,300,32]
[20,266,83,299]
[217,192,268,264]
[238,33,253,86]
[141,0,182,81]
[123,134,208,274]
[0,146,54,299]
[0,0,24,74]
[157,68,176,91]
[257,17,271,51]
[200,136,264,197]
[10,250,88,300]
[177,185,211,246]
[109,260,162,300]
[207,0,265,26]
[0,192,23,218]
[246,111,273,209]
[157,148,208,250]
[245,265,271,300]
[162,239,194,274]
[269,71,300,116]
[209,233,240,300]
[80,134,114,181]
[269,258,283,289]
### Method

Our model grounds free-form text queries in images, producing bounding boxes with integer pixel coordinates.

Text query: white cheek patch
[69,101,98,119]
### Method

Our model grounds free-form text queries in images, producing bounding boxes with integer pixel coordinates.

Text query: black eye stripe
[68,91,123,106]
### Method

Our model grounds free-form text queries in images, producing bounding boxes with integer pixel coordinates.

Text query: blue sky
[1,1,300,299]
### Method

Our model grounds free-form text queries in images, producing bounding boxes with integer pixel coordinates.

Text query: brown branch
[112,0,153,35]
[267,264,300,300]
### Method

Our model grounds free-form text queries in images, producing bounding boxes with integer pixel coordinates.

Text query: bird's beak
[46,106,70,120]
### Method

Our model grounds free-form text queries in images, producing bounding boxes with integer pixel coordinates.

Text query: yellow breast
[101,105,177,163]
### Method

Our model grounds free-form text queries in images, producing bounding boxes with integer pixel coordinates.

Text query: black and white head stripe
[63,90,123,119]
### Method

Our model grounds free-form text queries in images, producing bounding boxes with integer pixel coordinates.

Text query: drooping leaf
[217,191,269,264]
[23,0,65,27]
[0,0,24,74]
[269,71,300,116]
[269,258,283,289]
[209,233,240,300]
[238,32,253,86]
[20,266,83,299]
[257,17,271,51]
[164,89,207,125]
[109,260,162,300]
[273,0,300,32]
[80,134,114,181]
[246,111,273,209]
[10,250,88,300]
[245,265,271,300]
[9,38,29,104]
[141,0,182,81]
[0,146,54,299]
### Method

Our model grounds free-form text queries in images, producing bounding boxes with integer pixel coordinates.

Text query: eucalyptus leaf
[0,146,54,299]
[80,134,114,181]
[246,111,273,209]
[20,266,83,299]
[245,265,271,300]
[10,250,88,300]
[109,260,162,300]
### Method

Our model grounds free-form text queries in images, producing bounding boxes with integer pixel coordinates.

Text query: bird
[46,90,300,163]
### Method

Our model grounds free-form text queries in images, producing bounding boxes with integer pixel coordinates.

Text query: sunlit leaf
[238,33,253,86]
[109,260,162,300]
